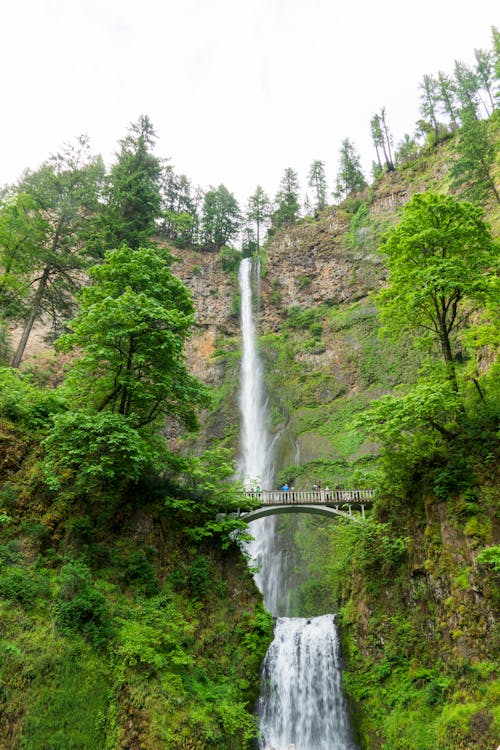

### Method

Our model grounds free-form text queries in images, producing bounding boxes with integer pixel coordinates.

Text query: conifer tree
[103,115,162,250]
[370,109,394,172]
[334,139,367,200]
[450,112,500,204]
[307,160,328,213]
[419,74,440,141]
[8,137,104,367]
[271,168,301,232]
[437,71,459,129]
[201,185,240,250]
[247,185,271,253]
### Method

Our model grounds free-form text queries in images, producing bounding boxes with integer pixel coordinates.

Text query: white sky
[0,0,498,206]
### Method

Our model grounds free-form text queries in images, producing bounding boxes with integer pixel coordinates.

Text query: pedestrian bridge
[238,489,374,523]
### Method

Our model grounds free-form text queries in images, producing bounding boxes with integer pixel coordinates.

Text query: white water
[259,616,357,750]
[237,257,357,750]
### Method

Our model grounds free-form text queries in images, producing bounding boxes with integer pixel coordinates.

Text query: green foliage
[201,184,241,250]
[58,244,210,431]
[0,367,64,427]
[377,193,498,384]
[0,565,45,608]
[219,244,242,273]
[476,545,500,573]
[42,411,159,491]
[56,560,111,647]
[103,114,162,250]
[450,111,500,204]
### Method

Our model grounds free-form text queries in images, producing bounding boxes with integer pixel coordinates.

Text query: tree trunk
[11,266,51,368]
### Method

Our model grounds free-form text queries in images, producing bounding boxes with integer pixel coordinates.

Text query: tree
[394,134,420,167]
[453,60,480,119]
[9,137,105,367]
[308,160,328,212]
[419,74,440,142]
[160,169,198,247]
[436,71,459,129]
[271,168,301,232]
[201,184,240,250]
[370,108,394,172]
[103,115,162,250]
[247,185,271,253]
[58,244,210,431]
[377,193,497,392]
[450,111,500,205]
[474,47,496,115]
[0,192,46,319]
[334,139,367,200]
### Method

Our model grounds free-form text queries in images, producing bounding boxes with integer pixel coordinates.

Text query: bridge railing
[243,489,374,506]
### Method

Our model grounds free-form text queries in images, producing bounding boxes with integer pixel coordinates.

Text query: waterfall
[259,616,357,750]
[237,257,357,750]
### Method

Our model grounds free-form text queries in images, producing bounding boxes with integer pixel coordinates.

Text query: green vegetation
[0,29,498,750]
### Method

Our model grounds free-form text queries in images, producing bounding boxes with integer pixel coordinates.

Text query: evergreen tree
[201,184,240,250]
[453,60,480,119]
[334,139,367,200]
[8,137,105,367]
[395,134,420,167]
[307,160,328,212]
[474,47,497,115]
[247,185,271,253]
[450,112,500,204]
[103,115,162,250]
[271,168,301,232]
[160,169,197,247]
[436,71,459,129]
[370,109,394,172]
[419,74,440,141]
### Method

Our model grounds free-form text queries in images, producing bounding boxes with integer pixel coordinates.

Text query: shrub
[56,560,111,647]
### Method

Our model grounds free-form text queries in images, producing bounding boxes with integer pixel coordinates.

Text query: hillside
[0,114,499,750]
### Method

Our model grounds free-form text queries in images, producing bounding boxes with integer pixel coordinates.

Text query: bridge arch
[241,504,362,523]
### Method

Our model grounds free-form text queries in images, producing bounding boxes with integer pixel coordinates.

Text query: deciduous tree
[377,193,497,392]
[58,244,210,431]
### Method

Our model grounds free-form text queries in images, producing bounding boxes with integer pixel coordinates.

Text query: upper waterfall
[237,257,273,490]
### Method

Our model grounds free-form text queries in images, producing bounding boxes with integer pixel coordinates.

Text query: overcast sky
[0,0,497,206]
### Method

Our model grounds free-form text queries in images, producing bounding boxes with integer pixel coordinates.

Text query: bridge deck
[244,489,374,507]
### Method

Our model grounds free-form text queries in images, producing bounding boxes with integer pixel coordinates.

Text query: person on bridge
[280,483,290,491]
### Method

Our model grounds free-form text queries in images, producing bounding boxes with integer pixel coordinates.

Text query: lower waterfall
[237,257,357,750]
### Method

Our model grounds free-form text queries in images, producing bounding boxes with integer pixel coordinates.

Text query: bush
[42,411,160,492]
[56,560,111,647]
[0,566,45,608]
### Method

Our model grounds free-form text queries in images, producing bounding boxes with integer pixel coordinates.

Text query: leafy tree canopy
[377,192,498,391]
[58,244,210,431]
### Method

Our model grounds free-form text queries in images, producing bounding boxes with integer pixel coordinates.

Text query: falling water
[237,257,357,750]
[259,616,357,750]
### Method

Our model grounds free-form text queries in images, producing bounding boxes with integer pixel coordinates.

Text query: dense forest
[0,28,499,750]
